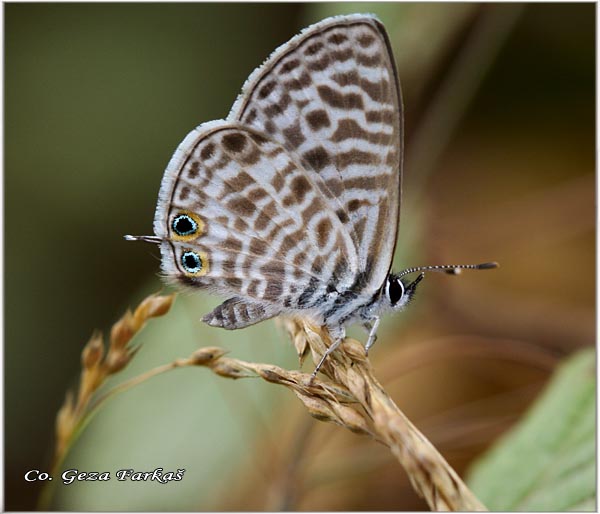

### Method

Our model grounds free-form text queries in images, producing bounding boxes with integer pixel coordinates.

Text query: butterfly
[127,14,497,375]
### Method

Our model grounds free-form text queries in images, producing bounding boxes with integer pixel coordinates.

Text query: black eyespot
[181,251,202,274]
[388,277,404,305]
[172,214,197,236]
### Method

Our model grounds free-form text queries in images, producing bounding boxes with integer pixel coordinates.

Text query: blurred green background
[5,3,594,511]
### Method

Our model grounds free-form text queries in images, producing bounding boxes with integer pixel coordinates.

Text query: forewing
[154,121,358,306]
[229,14,402,294]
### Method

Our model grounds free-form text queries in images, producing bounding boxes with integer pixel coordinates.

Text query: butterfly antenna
[397,261,498,278]
[124,235,162,244]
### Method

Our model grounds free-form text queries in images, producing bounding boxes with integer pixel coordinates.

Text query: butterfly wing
[154,120,359,323]
[229,14,402,296]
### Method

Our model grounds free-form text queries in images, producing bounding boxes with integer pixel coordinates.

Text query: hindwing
[154,121,359,308]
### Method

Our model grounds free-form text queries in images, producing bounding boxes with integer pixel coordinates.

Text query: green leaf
[467,347,596,511]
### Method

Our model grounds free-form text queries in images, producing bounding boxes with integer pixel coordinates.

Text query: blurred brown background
[5,3,594,511]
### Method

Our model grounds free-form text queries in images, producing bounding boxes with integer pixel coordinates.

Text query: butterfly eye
[171,212,204,241]
[388,277,404,305]
[181,251,203,274]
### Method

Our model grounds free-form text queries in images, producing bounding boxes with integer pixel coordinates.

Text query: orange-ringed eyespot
[170,212,205,242]
[181,251,202,274]
[173,214,198,236]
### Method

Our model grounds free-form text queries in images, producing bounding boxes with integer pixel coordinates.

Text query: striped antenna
[397,262,498,278]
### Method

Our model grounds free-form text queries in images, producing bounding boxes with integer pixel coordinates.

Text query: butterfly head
[384,272,424,312]
[383,261,499,311]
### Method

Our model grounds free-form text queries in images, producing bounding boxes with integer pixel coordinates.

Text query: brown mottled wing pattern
[154,121,358,311]
[229,14,402,295]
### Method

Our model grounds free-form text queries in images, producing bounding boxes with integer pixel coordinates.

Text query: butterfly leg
[311,325,346,378]
[311,337,343,378]
[364,316,380,355]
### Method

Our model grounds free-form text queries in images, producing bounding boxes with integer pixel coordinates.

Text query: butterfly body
[127,14,497,373]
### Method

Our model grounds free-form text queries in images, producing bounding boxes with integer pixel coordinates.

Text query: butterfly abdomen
[203,297,282,330]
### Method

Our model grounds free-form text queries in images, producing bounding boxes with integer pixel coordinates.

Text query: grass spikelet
[277,317,310,363]
[46,302,485,511]
[294,318,487,511]
[49,293,175,475]
[188,318,487,511]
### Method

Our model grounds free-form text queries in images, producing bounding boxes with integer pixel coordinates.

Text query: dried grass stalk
[50,293,175,473]
[293,319,487,511]
[47,297,485,511]
[190,318,487,511]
